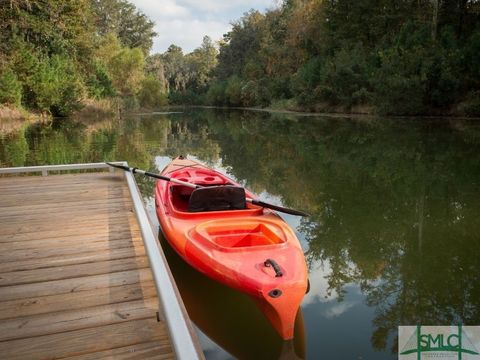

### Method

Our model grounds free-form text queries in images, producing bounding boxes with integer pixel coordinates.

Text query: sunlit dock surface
[0,164,202,360]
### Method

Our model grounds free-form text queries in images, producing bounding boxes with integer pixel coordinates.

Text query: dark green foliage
[463,27,480,89]
[205,81,228,105]
[225,76,243,107]
[216,10,264,80]
[87,62,116,99]
[0,69,22,106]
[200,0,480,115]
[168,90,203,105]
[30,55,84,116]
[460,91,480,116]
[320,45,373,107]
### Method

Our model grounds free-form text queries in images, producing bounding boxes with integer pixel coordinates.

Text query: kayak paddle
[106,162,309,217]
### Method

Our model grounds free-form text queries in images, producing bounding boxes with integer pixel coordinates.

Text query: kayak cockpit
[169,184,262,216]
[191,219,288,249]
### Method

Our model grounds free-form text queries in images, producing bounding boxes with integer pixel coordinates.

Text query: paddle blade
[250,199,309,217]
[106,162,131,172]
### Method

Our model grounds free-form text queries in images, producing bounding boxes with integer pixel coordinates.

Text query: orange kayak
[155,156,308,340]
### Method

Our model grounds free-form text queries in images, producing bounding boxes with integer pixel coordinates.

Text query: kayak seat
[170,185,194,212]
[188,186,247,212]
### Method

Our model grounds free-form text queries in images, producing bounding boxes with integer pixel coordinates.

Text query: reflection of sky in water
[197,330,235,360]
[303,262,395,359]
[303,283,395,360]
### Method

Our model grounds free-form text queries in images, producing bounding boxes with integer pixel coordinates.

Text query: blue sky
[129,0,278,54]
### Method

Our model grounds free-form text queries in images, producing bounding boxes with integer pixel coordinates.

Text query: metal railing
[0,162,203,360]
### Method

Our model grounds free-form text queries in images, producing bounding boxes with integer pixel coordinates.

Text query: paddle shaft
[106,162,309,217]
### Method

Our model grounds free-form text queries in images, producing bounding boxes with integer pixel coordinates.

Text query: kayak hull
[155,157,308,339]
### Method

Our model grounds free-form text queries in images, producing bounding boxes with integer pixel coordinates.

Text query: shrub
[371,45,428,115]
[459,91,480,116]
[137,76,168,108]
[225,76,243,106]
[0,69,22,106]
[87,62,115,99]
[205,81,227,105]
[30,55,84,116]
[108,47,145,97]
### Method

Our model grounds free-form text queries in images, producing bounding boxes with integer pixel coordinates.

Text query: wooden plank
[0,188,128,201]
[0,199,134,217]
[0,225,140,246]
[0,268,153,301]
[0,209,136,223]
[0,183,126,196]
[0,297,159,340]
[0,245,146,273]
[0,282,157,320]
[0,298,160,342]
[0,318,170,360]
[0,223,140,243]
[0,191,131,207]
[0,171,115,181]
[0,172,123,187]
[0,179,127,192]
[0,237,144,262]
[1,229,141,250]
[0,195,132,210]
[0,214,139,234]
[63,341,174,360]
[0,256,149,286]
[0,174,123,185]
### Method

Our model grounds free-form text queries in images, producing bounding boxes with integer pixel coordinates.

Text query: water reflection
[1,109,479,359]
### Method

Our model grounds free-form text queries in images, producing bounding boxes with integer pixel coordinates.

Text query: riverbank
[261,97,480,118]
[177,104,480,121]
[0,99,120,133]
[0,106,50,134]
[3,99,479,132]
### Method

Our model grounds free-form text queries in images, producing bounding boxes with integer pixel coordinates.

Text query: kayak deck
[0,166,201,360]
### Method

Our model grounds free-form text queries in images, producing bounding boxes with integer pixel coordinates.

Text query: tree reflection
[162,111,480,354]
[0,110,479,356]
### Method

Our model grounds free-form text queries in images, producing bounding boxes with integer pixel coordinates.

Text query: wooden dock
[0,164,202,359]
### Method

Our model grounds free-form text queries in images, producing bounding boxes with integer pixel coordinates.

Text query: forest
[0,0,479,117]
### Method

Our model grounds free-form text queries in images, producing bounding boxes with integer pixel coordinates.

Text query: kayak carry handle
[264,258,283,277]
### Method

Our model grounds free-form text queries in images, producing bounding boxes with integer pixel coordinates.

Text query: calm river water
[1,109,479,359]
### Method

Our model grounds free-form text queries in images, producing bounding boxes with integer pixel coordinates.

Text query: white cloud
[129,0,277,53]
[153,19,230,53]
[302,260,339,306]
[132,0,190,19]
[322,301,356,318]
[178,0,278,13]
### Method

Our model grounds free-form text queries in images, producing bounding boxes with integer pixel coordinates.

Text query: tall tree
[186,36,218,89]
[91,0,156,55]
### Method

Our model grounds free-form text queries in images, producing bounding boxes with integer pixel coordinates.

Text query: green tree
[186,36,218,90]
[91,0,156,55]
[0,69,22,106]
[137,76,168,108]
[30,55,85,116]
[216,10,265,80]
[108,47,145,96]
[145,53,167,93]
[161,45,189,92]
